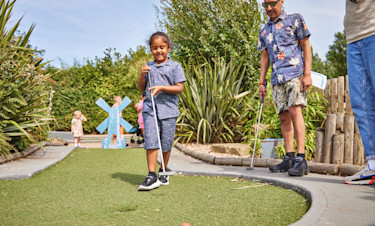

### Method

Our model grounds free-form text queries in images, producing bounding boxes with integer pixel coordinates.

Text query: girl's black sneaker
[159,175,169,185]
[138,175,160,191]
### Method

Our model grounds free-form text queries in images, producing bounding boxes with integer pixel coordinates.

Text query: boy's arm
[300,37,312,92]
[149,82,184,96]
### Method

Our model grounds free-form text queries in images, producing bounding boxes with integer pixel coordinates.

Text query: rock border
[174,143,362,176]
[0,141,68,165]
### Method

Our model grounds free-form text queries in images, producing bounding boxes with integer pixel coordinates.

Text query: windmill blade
[119,117,133,133]
[96,117,109,134]
[117,97,132,112]
[95,98,111,113]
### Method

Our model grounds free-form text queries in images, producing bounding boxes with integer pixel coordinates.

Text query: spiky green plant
[176,57,249,144]
[0,0,52,157]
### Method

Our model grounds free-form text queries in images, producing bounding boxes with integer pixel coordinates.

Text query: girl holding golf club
[137,31,186,191]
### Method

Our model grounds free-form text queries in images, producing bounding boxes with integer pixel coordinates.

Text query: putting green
[0,148,309,225]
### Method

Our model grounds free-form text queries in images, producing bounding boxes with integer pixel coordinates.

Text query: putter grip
[261,79,267,103]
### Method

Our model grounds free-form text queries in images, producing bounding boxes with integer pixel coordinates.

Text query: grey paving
[167,148,375,226]
[0,146,75,180]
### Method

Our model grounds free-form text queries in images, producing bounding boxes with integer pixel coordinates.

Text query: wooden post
[332,133,344,165]
[325,79,331,114]
[353,134,365,166]
[323,114,337,163]
[344,115,355,164]
[315,128,325,163]
[331,78,338,113]
[337,76,345,113]
[345,75,353,116]
[336,113,344,132]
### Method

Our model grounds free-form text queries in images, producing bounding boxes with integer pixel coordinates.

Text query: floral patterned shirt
[257,11,311,85]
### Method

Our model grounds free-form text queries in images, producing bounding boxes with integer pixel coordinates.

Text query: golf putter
[147,70,175,176]
[246,79,267,170]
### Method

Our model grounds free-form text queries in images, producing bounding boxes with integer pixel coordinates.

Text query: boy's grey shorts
[143,113,177,152]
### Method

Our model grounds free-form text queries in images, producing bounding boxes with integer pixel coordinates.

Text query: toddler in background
[112,95,124,144]
[71,111,87,148]
[135,93,146,137]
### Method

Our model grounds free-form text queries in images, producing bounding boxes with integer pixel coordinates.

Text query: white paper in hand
[311,71,327,90]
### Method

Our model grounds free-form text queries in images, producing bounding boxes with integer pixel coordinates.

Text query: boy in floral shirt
[257,0,312,176]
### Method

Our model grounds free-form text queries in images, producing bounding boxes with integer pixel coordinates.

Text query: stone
[210,143,250,157]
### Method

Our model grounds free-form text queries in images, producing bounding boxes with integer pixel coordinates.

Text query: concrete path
[1,140,374,226]
[0,146,74,180]
[167,148,375,226]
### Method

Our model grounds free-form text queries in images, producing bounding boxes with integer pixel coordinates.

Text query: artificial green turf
[0,148,309,225]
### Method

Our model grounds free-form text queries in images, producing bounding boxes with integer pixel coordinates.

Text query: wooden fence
[314,75,365,166]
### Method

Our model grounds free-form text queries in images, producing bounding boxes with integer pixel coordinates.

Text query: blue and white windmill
[95,97,133,149]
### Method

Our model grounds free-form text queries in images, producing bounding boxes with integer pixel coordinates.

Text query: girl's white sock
[368,159,375,171]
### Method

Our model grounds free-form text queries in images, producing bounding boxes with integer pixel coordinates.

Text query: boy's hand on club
[149,86,164,96]
[140,65,151,77]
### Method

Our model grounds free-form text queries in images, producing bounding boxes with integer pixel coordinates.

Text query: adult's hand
[259,85,267,100]
[301,73,312,92]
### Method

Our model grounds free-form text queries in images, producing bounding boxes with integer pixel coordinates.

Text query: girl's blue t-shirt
[142,58,186,119]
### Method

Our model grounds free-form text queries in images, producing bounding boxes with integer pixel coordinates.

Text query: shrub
[176,57,249,144]
[157,0,266,88]
[0,0,51,156]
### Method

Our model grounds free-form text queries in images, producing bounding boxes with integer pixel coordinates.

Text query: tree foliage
[157,0,266,86]
[326,31,347,78]
[48,47,153,133]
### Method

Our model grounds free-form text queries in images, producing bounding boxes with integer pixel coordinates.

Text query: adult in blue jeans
[344,0,375,185]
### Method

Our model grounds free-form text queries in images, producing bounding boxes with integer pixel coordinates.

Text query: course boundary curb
[0,141,68,165]
[174,143,362,176]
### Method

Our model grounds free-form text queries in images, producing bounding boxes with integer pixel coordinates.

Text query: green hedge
[48,47,153,133]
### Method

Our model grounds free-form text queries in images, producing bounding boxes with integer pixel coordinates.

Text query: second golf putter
[247,79,268,170]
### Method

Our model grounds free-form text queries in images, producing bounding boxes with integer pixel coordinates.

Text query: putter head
[158,171,176,176]
[246,167,254,170]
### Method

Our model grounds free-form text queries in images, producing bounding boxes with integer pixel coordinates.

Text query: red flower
[261,30,266,37]
[276,22,283,29]
[278,51,285,60]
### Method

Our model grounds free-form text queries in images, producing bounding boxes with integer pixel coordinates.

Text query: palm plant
[177,57,249,144]
[0,0,52,157]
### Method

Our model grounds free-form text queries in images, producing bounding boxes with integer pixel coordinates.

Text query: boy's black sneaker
[138,175,160,191]
[288,156,309,176]
[269,156,292,172]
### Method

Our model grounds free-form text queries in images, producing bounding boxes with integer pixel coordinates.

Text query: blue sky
[12,0,345,67]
